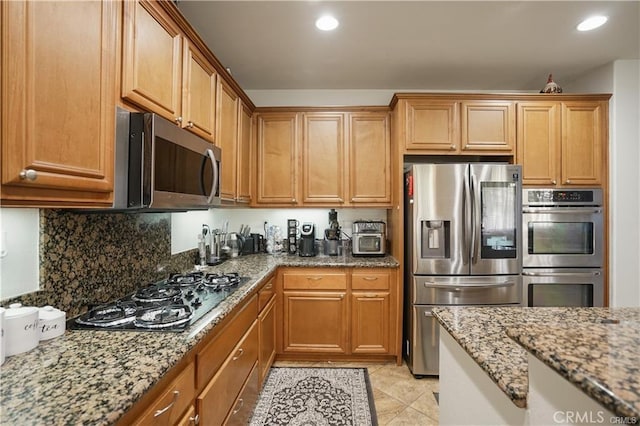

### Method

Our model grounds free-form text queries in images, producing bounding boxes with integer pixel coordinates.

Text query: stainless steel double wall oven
[522,188,604,307]
[404,164,522,376]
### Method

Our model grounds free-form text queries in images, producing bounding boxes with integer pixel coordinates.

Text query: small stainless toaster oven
[352,221,386,256]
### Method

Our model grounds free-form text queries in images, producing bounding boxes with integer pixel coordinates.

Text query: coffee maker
[324,209,341,256]
[299,222,316,257]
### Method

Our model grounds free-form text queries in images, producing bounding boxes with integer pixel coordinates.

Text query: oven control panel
[524,188,602,206]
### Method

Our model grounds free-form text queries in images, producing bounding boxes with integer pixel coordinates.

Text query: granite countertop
[432,306,640,414]
[0,253,398,425]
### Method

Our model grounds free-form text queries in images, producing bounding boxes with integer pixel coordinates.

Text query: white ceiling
[177,1,640,91]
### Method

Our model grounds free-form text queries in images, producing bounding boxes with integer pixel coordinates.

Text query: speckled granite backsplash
[1,209,196,317]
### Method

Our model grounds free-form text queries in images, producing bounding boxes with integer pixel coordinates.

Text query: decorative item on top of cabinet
[1,0,118,206]
[517,98,608,187]
[254,112,299,205]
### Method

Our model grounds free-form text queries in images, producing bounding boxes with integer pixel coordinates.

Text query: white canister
[4,303,39,356]
[0,307,5,365]
[38,306,66,341]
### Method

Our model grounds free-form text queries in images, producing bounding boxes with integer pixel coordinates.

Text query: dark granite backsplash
[1,209,196,317]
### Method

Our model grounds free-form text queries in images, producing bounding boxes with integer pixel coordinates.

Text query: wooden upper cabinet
[182,40,216,142]
[255,113,299,205]
[517,102,561,185]
[302,113,345,204]
[349,112,391,204]
[122,0,182,124]
[517,99,606,187]
[405,100,460,152]
[1,0,118,206]
[461,101,515,153]
[237,101,253,203]
[561,102,603,186]
[217,78,240,201]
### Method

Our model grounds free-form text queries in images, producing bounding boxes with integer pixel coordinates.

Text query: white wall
[567,59,640,307]
[0,208,39,299]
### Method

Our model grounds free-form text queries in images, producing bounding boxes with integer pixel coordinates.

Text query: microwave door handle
[522,271,602,277]
[205,148,218,203]
[523,208,602,214]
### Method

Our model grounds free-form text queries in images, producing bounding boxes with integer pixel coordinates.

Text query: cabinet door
[122,0,182,123]
[282,291,348,354]
[405,100,459,152]
[1,0,117,205]
[302,113,345,204]
[255,113,299,205]
[517,102,561,186]
[224,363,259,426]
[258,296,276,388]
[348,112,391,205]
[351,292,391,354]
[461,101,515,153]
[236,101,253,203]
[217,78,240,201]
[561,102,604,186]
[182,40,216,142]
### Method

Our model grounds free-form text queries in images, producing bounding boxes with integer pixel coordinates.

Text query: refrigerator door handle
[463,173,471,266]
[470,173,481,264]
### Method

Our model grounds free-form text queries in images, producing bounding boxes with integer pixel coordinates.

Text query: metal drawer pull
[362,277,379,281]
[232,348,244,361]
[232,398,244,415]
[523,271,601,277]
[154,391,179,417]
[190,414,200,425]
[307,277,323,281]
[264,283,273,290]
[364,294,378,298]
[423,281,514,288]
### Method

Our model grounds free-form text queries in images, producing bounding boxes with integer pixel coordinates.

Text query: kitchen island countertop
[432,306,640,417]
[0,253,398,426]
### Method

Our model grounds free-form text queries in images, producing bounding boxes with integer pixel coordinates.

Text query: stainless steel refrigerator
[404,163,523,376]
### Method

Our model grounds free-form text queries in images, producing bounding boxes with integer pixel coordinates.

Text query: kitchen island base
[439,327,526,425]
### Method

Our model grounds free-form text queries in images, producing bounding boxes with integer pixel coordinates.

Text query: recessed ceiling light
[315,15,339,31]
[577,15,608,31]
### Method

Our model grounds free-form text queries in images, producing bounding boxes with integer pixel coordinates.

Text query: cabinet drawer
[258,276,275,311]
[223,362,260,425]
[134,362,195,426]
[197,321,258,426]
[352,270,391,290]
[197,295,257,389]
[283,270,347,290]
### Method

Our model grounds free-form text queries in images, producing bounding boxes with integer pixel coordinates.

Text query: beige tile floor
[271,360,439,425]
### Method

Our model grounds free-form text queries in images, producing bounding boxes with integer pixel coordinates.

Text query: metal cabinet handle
[175,116,183,124]
[364,294,378,298]
[19,169,38,181]
[565,179,572,184]
[232,348,244,361]
[307,277,323,281]
[551,179,557,185]
[190,414,200,425]
[264,283,273,290]
[292,198,297,203]
[187,121,194,128]
[232,398,244,415]
[450,144,456,150]
[154,391,179,417]
[362,277,379,281]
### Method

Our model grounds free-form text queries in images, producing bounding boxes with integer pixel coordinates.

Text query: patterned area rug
[250,367,378,426]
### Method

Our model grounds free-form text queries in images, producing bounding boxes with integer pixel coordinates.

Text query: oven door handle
[423,281,516,289]
[522,208,602,214]
[523,271,601,277]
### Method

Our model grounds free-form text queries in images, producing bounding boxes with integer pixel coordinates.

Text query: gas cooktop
[70,272,249,332]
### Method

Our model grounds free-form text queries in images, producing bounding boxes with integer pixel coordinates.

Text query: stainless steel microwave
[113,108,221,211]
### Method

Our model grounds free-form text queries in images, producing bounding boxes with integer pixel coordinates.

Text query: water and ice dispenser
[421,220,450,258]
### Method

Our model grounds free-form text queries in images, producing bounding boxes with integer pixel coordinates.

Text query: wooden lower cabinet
[197,321,258,426]
[223,363,260,425]
[277,267,398,359]
[133,362,196,426]
[258,295,277,387]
